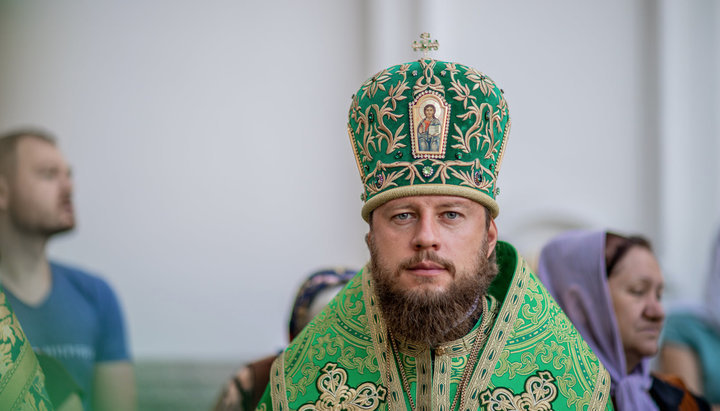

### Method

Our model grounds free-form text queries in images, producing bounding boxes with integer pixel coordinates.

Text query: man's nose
[412,215,439,251]
[61,172,73,193]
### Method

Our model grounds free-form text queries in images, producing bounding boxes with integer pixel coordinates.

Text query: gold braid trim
[415,348,432,411]
[269,354,289,411]
[494,119,512,180]
[589,361,612,410]
[362,266,404,409]
[462,257,531,410]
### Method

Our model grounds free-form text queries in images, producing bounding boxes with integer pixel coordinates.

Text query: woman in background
[213,267,355,411]
[537,230,708,410]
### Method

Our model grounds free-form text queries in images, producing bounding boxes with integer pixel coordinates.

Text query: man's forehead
[17,138,63,162]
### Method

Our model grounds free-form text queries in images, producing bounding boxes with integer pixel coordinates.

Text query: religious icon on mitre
[410,90,450,159]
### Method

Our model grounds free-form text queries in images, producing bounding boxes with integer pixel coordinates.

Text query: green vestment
[257,242,613,410]
[0,288,53,410]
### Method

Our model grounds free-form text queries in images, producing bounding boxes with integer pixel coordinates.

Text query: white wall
[0,0,717,359]
[658,0,720,302]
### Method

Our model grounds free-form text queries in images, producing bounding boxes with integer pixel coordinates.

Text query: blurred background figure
[213,267,356,411]
[660,228,720,410]
[537,230,708,410]
[0,129,135,411]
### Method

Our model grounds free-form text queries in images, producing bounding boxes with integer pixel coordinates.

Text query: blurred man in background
[0,129,135,411]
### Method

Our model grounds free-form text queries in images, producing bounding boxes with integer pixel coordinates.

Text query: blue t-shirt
[5,261,130,410]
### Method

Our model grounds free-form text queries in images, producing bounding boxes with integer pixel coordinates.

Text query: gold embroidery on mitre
[480,371,558,411]
[360,69,392,100]
[414,58,444,96]
[409,90,451,159]
[298,362,387,411]
[348,124,365,180]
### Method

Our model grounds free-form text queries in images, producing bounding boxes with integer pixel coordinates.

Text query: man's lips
[406,261,447,276]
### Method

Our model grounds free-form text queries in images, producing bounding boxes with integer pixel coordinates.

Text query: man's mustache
[398,250,456,275]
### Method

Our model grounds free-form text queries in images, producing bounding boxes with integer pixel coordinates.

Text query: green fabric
[0,289,53,410]
[256,242,613,410]
[347,58,511,221]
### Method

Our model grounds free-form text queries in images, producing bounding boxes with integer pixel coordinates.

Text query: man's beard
[369,235,499,347]
[8,203,75,237]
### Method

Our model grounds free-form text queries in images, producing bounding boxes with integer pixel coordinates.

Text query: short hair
[604,232,653,277]
[0,128,56,175]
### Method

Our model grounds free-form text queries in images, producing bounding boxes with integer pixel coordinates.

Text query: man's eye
[39,170,57,179]
[444,211,459,219]
[394,213,411,221]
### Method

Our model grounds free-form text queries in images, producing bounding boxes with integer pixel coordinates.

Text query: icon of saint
[417,104,441,152]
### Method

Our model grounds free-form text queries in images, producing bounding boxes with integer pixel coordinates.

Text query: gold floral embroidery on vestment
[480,370,559,411]
[298,363,386,411]
[488,270,611,409]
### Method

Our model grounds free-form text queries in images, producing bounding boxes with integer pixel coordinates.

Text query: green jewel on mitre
[347,33,511,222]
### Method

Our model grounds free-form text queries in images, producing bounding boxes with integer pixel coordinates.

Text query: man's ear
[486,216,498,258]
[0,176,9,212]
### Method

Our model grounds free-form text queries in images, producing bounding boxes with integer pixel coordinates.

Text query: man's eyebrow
[437,202,470,209]
[383,203,415,213]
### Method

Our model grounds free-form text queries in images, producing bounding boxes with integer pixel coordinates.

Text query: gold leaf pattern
[480,371,558,411]
[364,169,406,196]
[465,67,498,98]
[384,79,410,111]
[375,104,407,155]
[298,363,386,411]
[360,69,392,100]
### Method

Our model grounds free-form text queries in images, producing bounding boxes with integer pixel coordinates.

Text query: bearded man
[0,129,135,411]
[256,35,613,411]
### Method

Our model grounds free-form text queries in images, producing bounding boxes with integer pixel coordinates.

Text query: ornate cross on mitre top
[412,32,439,59]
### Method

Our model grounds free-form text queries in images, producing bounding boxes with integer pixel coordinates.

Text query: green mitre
[347,54,511,221]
